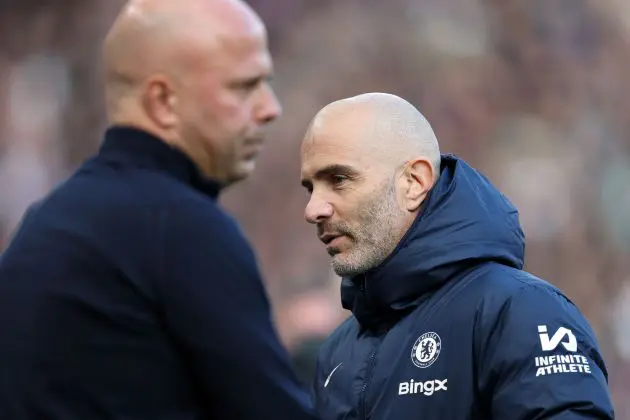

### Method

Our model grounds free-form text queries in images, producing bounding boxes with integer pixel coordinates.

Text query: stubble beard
[330,181,407,278]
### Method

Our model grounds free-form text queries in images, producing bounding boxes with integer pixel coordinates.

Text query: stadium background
[1,0,629,415]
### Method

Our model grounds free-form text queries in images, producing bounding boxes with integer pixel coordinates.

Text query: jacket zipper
[359,274,380,420]
[359,345,380,420]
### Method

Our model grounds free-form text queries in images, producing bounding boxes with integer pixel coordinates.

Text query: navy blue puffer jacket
[313,155,614,420]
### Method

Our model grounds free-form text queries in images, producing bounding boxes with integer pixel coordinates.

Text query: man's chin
[331,265,357,278]
[226,162,257,184]
[330,255,359,278]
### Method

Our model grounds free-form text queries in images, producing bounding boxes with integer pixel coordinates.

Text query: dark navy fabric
[0,126,317,420]
[313,155,614,419]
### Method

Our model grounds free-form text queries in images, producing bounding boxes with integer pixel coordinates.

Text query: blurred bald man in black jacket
[0,0,318,419]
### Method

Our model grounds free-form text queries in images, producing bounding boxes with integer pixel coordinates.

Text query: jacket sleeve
[476,284,614,419]
[156,203,317,419]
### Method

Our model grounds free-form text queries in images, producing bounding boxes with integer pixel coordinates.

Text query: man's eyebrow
[230,73,272,87]
[301,164,359,188]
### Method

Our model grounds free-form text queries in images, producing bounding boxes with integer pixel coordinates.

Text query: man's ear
[143,75,178,129]
[402,158,435,212]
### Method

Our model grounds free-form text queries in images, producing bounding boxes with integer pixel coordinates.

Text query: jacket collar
[98,125,222,199]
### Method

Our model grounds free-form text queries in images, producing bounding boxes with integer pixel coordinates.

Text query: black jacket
[313,156,614,419]
[0,126,317,419]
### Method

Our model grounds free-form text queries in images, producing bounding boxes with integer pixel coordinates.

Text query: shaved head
[304,93,441,175]
[102,0,281,185]
[300,93,441,277]
[103,0,264,103]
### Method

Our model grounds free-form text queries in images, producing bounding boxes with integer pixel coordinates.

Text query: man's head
[103,0,281,185]
[300,93,441,277]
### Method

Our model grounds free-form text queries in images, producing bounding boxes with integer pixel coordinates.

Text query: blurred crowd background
[1,0,630,415]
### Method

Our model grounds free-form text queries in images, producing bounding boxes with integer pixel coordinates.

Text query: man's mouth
[243,148,261,159]
[246,134,265,146]
[243,142,264,159]
[319,234,346,247]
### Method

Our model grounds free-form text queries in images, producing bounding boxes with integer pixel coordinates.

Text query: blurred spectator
[0,54,68,237]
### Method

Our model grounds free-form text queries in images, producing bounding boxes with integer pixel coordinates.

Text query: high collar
[98,126,222,199]
[341,155,525,331]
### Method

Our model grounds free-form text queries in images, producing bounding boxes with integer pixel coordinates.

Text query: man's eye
[234,78,261,93]
[331,175,348,185]
[242,80,259,90]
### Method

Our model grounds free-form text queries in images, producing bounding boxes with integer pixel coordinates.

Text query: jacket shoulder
[467,264,601,362]
[43,158,235,230]
[472,263,569,306]
[73,158,214,209]
[466,265,612,418]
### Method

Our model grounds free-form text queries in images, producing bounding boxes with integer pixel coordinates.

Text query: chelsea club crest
[411,332,441,368]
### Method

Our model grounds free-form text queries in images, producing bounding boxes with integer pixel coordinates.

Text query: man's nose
[256,83,282,124]
[305,195,334,224]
